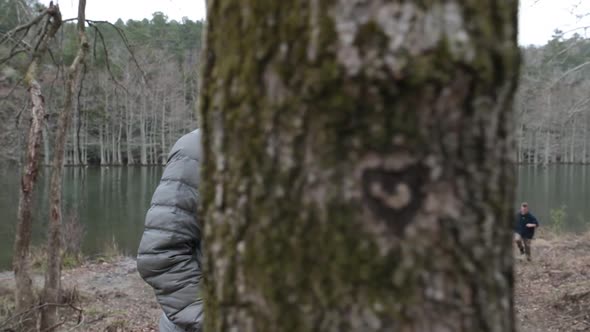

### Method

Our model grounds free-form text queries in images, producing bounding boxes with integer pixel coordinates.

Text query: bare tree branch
[0,302,82,329]
[548,61,590,90]
[563,95,590,121]
[60,17,148,85]
[14,97,30,127]
[87,20,148,85]
[0,7,51,45]
[0,48,27,66]
[87,22,129,93]
[24,4,62,85]
[0,31,32,50]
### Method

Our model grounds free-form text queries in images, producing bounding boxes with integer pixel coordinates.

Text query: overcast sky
[42,0,590,46]
[41,0,206,23]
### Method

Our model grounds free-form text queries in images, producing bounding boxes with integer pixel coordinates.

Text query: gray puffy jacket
[137,129,203,332]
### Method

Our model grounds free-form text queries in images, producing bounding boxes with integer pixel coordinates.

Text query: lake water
[0,165,589,270]
[0,166,162,270]
[516,165,590,232]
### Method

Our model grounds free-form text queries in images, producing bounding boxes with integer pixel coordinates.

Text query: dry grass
[27,211,87,271]
[61,211,86,267]
[96,236,124,263]
[0,285,14,324]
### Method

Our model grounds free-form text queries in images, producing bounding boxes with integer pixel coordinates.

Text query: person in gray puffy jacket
[137,129,203,332]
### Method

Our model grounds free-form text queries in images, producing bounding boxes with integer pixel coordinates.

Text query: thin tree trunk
[148,122,154,165]
[125,92,134,165]
[562,128,567,163]
[201,1,520,331]
[41,1,88,329]
[161,98,167,165]
[570,118,576,163]
[105,121,111,164]
[99,123,105,165]
[537,130,544,166]
[43,123,51,166]
[72,99,80,165]
[531,129,537,164]
[74,70,85,165]
[83,110,88,164]
[544,93,552,165]
[140,93,147,165]
[117,97,123,165]
[71,69,85,166]
[111,118,116,165]
[149,97,156,165]
[544,130,551,165]
[13,5,62,330]
[517,125,524,163]
[146,125,154,165]
[117,121,123,165]
[107,120,112,164]
[154,124,158,164]
[584,112,588,164]
[102,84,109,165]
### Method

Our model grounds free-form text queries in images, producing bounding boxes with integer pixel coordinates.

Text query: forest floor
[0,257,160,331]
[0,231,589,331]
[516,230,590,332]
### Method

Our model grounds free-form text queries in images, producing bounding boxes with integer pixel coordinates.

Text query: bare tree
[5,3,63,330]
[41,0,88,329]
[201,1,520,331]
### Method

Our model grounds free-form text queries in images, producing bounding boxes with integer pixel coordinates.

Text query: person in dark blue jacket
[513,202,539,261]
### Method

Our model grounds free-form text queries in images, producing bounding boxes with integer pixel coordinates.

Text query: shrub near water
[98,236,123,262]
[61,211,86,268]
[550,205,567,234]
[31,211,86,271]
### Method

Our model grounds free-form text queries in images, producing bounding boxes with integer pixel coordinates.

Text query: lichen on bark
[200,0,520,331]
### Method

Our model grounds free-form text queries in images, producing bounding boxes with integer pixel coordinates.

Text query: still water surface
[0,165,589,270]
[0,166,162,270]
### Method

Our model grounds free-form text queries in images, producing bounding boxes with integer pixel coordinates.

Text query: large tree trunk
[14,71,46,332]
[41,1,88,329]
[13,4,62,330]
[201,1,520,331]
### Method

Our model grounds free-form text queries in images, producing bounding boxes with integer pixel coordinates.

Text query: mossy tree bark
[200,1,520,331]
[12,4,62,331]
